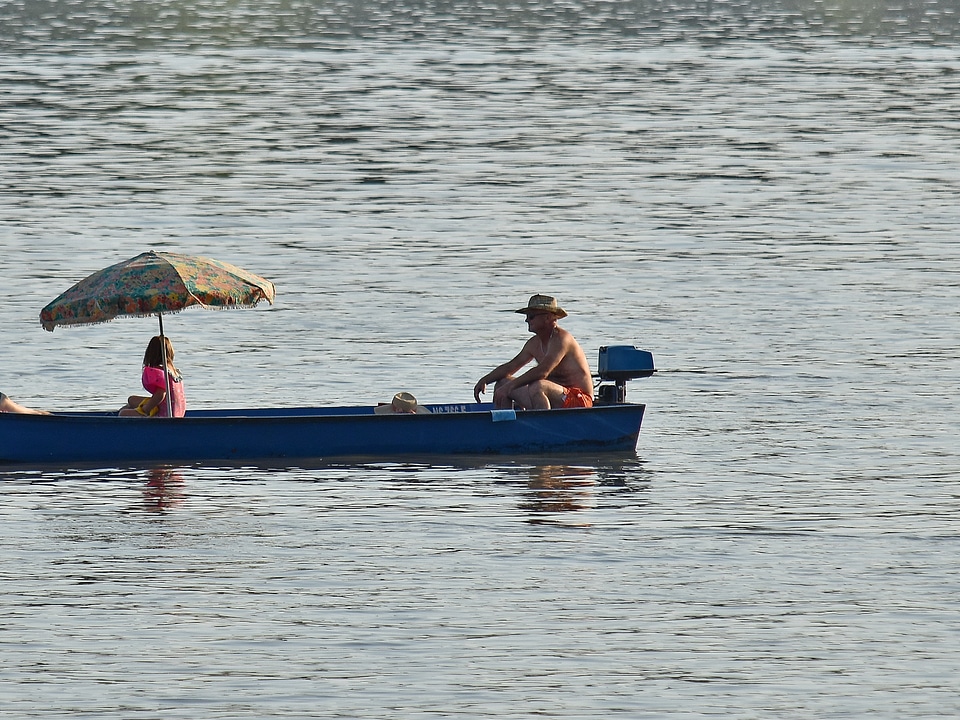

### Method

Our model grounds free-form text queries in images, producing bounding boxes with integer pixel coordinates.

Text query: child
[119,335,186,418]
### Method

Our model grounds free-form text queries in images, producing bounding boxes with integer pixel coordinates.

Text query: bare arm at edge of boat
[0,393,51,415]
[473,345,536,403]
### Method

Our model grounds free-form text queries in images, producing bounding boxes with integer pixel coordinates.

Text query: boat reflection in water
[141,466,186,513]
[520,465,599,523]
[512,455,651,526]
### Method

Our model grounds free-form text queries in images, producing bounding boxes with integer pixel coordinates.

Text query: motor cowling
[595,345,656,404]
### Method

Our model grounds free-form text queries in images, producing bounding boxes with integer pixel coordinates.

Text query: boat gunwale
[8,402,644,422]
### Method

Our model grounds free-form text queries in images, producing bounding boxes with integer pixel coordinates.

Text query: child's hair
[143,335,179,376]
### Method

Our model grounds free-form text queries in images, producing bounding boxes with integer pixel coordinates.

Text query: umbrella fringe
[41,302,267,332]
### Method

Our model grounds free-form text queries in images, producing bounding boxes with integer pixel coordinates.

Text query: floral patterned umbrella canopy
[39,250,275,417]
[40,250,275,332]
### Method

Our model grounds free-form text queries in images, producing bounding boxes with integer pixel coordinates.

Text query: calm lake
[2,2,959,717]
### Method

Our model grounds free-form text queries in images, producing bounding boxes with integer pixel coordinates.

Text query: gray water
[2,2,960,717]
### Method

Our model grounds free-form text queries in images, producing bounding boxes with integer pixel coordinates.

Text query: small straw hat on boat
[374,391,431,414]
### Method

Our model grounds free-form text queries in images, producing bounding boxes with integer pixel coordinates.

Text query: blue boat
[1,346,654,466]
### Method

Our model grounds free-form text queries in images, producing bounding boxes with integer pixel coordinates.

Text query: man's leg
[493,378,515,409]
[513,380,566,410]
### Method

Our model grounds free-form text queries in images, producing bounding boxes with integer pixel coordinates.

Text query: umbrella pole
[158,314,173,417]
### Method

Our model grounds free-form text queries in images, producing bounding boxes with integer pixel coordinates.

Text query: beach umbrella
[40,250,276,415]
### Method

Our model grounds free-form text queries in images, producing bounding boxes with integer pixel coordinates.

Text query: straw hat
[514,294,567,319]
[374,391,431,414]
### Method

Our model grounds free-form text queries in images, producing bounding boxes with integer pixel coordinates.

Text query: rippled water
[2,2,960,718]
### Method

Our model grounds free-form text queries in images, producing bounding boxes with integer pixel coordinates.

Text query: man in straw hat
[473,294,593,410]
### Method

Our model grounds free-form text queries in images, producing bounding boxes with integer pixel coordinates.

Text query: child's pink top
[142,366,186,418]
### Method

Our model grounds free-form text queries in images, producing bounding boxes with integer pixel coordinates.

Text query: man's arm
[474,345,535,402]
[496,334,568,393]
[488,333,577,407]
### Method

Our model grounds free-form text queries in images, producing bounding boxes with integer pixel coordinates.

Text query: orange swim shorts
[561,387,594,409]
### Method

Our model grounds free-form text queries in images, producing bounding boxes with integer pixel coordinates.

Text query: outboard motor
[594,345,656,404]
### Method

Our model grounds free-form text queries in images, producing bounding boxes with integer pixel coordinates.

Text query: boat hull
[0,402,646,465]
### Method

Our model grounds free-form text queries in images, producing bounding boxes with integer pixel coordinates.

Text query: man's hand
[473,380,487,403]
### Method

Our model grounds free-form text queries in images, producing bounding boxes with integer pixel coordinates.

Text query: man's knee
[528,379,548,393]
[530,380,565,408]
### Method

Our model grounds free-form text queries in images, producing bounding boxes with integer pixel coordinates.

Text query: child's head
[143,335,175,368]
